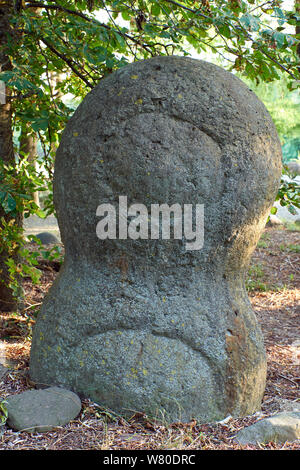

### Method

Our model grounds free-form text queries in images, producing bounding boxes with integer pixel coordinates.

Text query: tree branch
[163,0,211,19]
[166,0,299,80]
[25,0,299,81]
[25,1,158,56]
[39,37,93,88]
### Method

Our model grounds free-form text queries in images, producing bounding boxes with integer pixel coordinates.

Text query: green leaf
[31,118,49,132]
[1,193,16,214]
[106,57,115,69]
[0,401,8,426]
[0,190,6,204]
[36,209,47,219]
[240,13,260,31]
[274,7,286,20]
[287,205,297,215]
[0,71,14,83]
[245,62,256,78]
[151,3,161,16]
[273,31,285,48]
[121,10,131,21]
[218,24,231,39]
[115,33,126,49]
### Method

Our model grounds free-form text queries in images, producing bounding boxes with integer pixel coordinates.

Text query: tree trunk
[49,72,64,161]
[20,128,40,207]
[18,4,42,208]
[0,1,21,311]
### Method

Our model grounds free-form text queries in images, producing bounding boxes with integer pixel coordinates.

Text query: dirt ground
[0,227,299,450]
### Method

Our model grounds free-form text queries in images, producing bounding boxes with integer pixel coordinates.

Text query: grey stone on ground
[272,398,300,413]
[30,56,282,423]
[5,387,81,432]
[286,160,300,175]
[235,412,300,445]
[30,231,60,245]
[0,364,8,380]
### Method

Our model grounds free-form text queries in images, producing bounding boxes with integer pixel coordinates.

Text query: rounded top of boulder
[54,56,282,269]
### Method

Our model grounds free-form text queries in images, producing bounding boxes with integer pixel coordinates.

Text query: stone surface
[29,56,282,423]
[286,160,300,175]
[0,363,7,380]
[272,398,300,413]
[235,412,300,445]
[5,387,81,432]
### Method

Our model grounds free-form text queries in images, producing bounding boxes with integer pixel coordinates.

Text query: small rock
[272,398,300,413]
[31,232,59,245]
[286,160,300,175]
[6,386,81,432]
[0,364,8,381]
[235,411,300,445]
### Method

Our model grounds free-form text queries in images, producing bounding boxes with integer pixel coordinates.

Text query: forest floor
[0,226,299,450]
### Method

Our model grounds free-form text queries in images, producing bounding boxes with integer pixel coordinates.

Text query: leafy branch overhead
[2,1,300,94]
[0,1,299,307]
[0,1,297,156]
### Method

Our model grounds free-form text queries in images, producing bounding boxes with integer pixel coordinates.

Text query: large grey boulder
[235,412,300,445]
[5,387,81,432]
[29,56,282,423]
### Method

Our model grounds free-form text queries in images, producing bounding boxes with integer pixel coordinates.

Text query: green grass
[257,239,269,249]
[283,220,300,232]
[257,233,271,249]
[246,264,268,291]
[279,243,300,253]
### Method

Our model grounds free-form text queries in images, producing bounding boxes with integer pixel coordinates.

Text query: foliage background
[0,0,299,307]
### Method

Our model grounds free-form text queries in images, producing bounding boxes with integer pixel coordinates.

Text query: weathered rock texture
[30,56,282,423]
[5,387,81,432]
[235,412,300,445]
[34,232,59,245]
[0,363,7,380]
